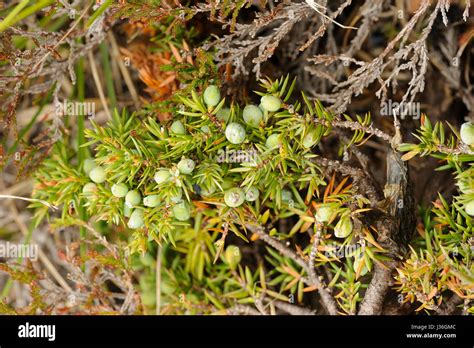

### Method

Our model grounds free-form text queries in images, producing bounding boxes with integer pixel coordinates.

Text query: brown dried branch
[249,224,338,315]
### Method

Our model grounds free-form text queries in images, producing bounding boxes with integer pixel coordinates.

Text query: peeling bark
[358,149,416,315]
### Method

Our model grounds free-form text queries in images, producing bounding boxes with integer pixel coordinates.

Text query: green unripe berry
[334,216,353,238]
[201,125,211,134]
[225,122,246,144]
[89,166,106,184]
[124,203,132,218]
[172,201,191,221]
[160,274,176,295]
[83,158,97,175]
[302,129,319,149]
[125,190,141,207]
[160,280,176,295]
[460,122,474,145]
[203,85,221,107]
[154,170,171,185]
[111,183,129,198]
[141,291,156,307]
[128,209,144,229]
[82,182,97,194]
[457,176,474,194]
[140,253,155,267]
[281,189,293,202]
[243,105,263,127]
[216,107,230,123]
[465,200,474,216]
[143,195,161,208]
[260,95,282,112]
[140,274,155,291]
[315,204,334,223]
[170,120,186,135]
[224,245,241,270]
[266,133,282,149]
[177,158,195,174]
[224,188,246,207]
[245,186,259,202]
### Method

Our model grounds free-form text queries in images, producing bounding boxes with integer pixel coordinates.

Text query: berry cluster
[76,75,364,268]
[83,154,202,227]
[81,83,307,232]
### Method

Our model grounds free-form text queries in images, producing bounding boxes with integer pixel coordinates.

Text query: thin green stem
[86,0,113,28]
[76,53,87,261]
[100,41,117,112]
[0,0,55,33]
[0,0,29,33]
